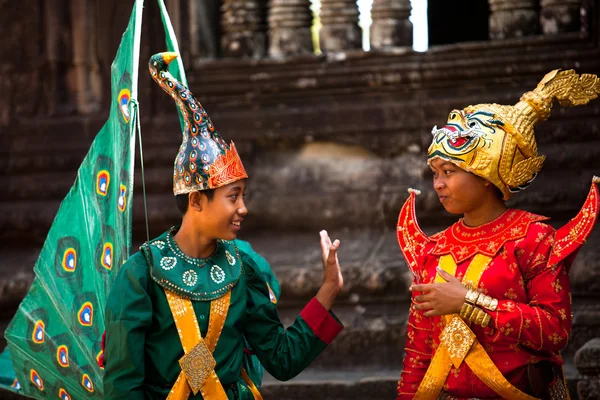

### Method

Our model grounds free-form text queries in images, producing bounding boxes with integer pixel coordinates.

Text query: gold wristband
[468,306,482,324]
[465,289,481,305]
[481,312,492,328]
[460,303,474,320]
[488,298,498,312]
[474,308,488,326]
[477,294,492,309]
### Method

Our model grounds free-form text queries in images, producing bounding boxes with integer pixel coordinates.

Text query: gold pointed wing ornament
[427,70,600,200]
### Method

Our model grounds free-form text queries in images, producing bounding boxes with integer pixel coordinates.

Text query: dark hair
[175,189,215,215]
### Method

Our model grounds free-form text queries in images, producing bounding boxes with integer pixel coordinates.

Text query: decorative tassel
[408,188,422,196]
[593,176,599,184]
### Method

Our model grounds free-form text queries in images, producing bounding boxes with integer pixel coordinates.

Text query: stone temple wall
[1,0,600,398]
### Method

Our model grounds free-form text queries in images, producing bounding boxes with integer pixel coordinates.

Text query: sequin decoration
[152,240,166,250]
[160,256,177,271]
[57,345,69,367]
[183,270,198,286]
[210,265,225,284]
[225,250,236,266]
[30,370,43,391]
[59,388,71,400]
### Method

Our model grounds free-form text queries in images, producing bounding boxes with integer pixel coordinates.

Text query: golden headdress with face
[427,70,600,199]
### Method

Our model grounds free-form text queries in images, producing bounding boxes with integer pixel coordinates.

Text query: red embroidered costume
[396,70,600,399]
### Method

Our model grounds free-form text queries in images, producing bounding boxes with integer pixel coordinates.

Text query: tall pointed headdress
[427,70,600,199]
[149,52,248,195]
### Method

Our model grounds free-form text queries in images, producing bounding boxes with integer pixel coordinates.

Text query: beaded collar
[429,209,549,264]
[141,227,242,301]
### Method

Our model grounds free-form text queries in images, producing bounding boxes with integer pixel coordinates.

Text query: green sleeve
[242,255,343,381]
[103,252,153,399]
[235,239,280,301]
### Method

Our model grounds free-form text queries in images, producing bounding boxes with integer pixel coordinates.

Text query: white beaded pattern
[182,269,198,286]
[210,265,225,284]
[160,256,177,270]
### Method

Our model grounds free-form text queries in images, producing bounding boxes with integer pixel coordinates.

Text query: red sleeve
[487,224,572,353]
[300,297,343,344]
[397,283,434,399]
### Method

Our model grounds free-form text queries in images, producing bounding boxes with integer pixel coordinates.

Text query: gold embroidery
[500,323,514,336]
[179,341,216,394]
[551,280,563,293]
[505,288,518,300]
[558,309,567,320]
[548,332,563,345]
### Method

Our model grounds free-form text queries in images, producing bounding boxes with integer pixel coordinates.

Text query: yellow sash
[165,290,231,400]
[414,255,538,400]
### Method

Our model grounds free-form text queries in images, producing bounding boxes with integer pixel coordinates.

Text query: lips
[438,195,449,203]
[231,219,243,230]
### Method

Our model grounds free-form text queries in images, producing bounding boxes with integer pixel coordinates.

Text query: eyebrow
[228,185,243,193]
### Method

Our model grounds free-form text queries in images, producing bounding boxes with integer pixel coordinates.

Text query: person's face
[191,180,248,241]
[429,158,490,215]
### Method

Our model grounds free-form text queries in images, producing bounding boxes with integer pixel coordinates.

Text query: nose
[433,176,446,192]
[237,199,248,217]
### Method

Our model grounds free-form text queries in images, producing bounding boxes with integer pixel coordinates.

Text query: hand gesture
[320,230,343,291]
[315,230,343,310]
[410,267,467,317]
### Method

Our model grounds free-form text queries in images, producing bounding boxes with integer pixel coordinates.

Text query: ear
[189,191,204,212]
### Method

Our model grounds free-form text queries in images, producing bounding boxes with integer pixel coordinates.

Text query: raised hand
[315,230,343,310]
[410,267,467,317]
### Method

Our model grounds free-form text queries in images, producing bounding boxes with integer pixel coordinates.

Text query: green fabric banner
[0,1,143,397]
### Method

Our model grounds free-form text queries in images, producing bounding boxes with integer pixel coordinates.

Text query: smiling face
[429,158,492,215]
[190,180,248,241]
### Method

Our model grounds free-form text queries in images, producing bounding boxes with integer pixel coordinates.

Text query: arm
[103,253,153,400]
[397,294,435,399]
[487,226,571,353]
[242,250,343,381]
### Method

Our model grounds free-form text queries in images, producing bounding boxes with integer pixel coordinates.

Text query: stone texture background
[1,0,600,398]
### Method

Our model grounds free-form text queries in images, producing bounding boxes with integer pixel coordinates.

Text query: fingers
[436,267,459,282]
[327,239,341,264]
[423,309,442,317]
[410,283,434,292]
[413,301,433,311]
[414,293,433,303]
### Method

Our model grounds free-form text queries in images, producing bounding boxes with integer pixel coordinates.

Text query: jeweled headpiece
[149,52,248,195]
[427,70,600,199]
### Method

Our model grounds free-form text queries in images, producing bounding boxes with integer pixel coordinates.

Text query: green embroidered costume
[103,229,343,399]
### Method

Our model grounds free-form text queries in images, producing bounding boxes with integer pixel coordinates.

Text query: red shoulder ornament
[396,189,430,279]
[549,177,600,268]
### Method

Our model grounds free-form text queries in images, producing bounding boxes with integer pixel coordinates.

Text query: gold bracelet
[488,298,498,312]
[460,303,474,320]
[477,294,492,310]
[465,289,480,305]
[474,308,488,326]
[481,312,492,328]
[469,306,482,324]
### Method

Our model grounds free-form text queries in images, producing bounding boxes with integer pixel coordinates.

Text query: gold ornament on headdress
[427,70,600,199]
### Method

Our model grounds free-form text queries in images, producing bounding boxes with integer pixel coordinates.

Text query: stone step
[261,369,401,400]
[0,363,584,400]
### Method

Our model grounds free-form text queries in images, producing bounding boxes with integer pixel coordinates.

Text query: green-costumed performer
[101,52,345,400]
